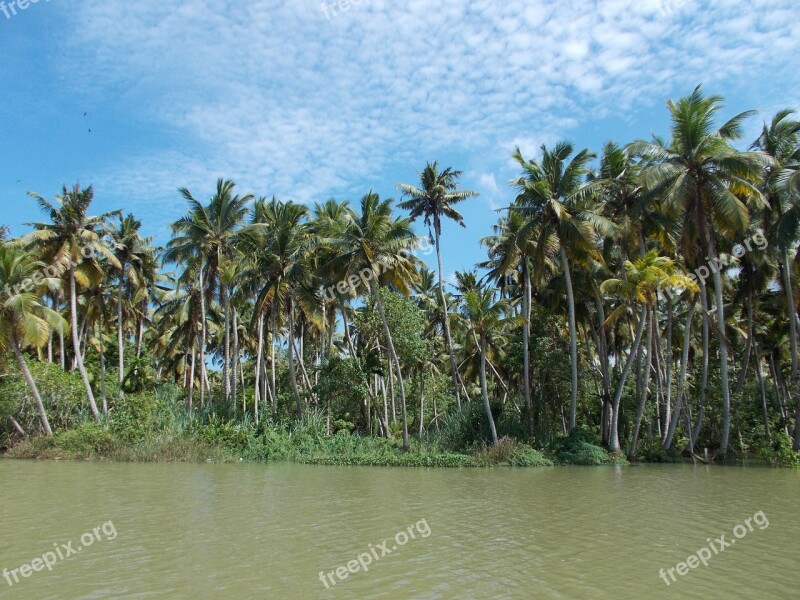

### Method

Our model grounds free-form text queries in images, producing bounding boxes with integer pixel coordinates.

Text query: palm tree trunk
[232,307,240,413]
[475,330,499,445]
[188,340,196,411]
[198,267,207,409]
[419,370,425,438]
[117,269,125,387]
[98,312,107,415]
[664,293,673,439]
[135,300,145,358]
[664,297,697,449]
[781,251,800,450]
[288,299,303,419]
[255,313,264,425]
[13,339,53,436]
[271,306,277,414]
[628,303,654,459]
[522,259,533,436]
[608,302,648,453]
[434,220,462,410]
[68,267,100,420]
[8,415,27,438]
[559,246,579,431]
[704,228,732,455]
[755,348,770,439]
[691,281,711,451]
[223,283,231,403]
[372,282,409,450]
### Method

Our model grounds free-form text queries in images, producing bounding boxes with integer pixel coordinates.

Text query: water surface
[0,461,797,598]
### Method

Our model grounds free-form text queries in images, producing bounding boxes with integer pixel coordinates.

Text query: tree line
[1,86,799,460]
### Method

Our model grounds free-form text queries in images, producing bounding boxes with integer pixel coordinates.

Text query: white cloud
[54,0,799,223]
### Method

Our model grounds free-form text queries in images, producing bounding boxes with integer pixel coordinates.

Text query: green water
[0,461,797,599]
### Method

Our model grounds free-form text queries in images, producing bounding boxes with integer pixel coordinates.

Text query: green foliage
[754,432,800,468]
[0,356,87,442]
[550,428,625,465]
[6,423,117,459]
[358,288,429,367]
[633,440,683,463]
[314,357,370,429]
[473,437,553,467]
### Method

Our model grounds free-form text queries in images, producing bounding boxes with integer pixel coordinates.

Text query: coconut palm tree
[164,179,252,404]
[752,109,800,449]
[0,244,67,435]
[512,141,614,432]
[602,251,697,454]
[461,286,517,445]
[327,192,420,450]
[23,183,120,420]
[629,86,773,454]
[239,198,315,419]
[111,214,152,387]
[398,163,478,410]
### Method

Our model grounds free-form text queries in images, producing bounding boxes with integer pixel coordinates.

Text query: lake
[0,461,797,598]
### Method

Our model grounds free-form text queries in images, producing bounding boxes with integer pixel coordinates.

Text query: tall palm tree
[239,198,314,419]
[164,179,252,404]
[512,141,614,431]
[752,109,800,449]
[327,192,420,450]
[398,162,479,410]
[602,251,697,454]
[23,184,120,420]
[0,244,67,435]
[111,214,152,387]
[461,287,517,445]
[629,86,772,454]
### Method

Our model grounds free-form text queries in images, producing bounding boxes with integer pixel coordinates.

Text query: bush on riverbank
[549,428,626,465]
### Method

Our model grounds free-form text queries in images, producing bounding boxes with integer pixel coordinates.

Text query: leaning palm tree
[601,251,697,454]
[629,86,773,455]
[327,192,420,450]
[0,244,67,435]
[22,184,120,420]
[512,141,614,432]
[398,163,479,410]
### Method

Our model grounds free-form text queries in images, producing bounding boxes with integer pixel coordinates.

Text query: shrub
[550,427,623,465]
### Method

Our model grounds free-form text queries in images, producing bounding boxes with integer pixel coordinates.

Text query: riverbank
[3,419,643,468]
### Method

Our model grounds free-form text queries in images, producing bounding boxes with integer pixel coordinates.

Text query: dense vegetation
[1,87,799,467]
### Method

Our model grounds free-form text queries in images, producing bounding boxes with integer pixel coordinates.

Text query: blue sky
[1,0,798,283]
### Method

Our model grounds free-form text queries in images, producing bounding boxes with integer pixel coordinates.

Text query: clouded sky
[1,0,798,280]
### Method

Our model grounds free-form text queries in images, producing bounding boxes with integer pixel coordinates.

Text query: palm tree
[752,109,800,449]
[602,251,697,454]
[629,86,772,455]
[327,192,419,450]
[398,163,479,410]
[23,184,120,420]
[0,244,67,435]
[512,141,614,432]
[111,214,152,388]
[461,287,517,445]
[164,179,252,404]
[239,198,315,419]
